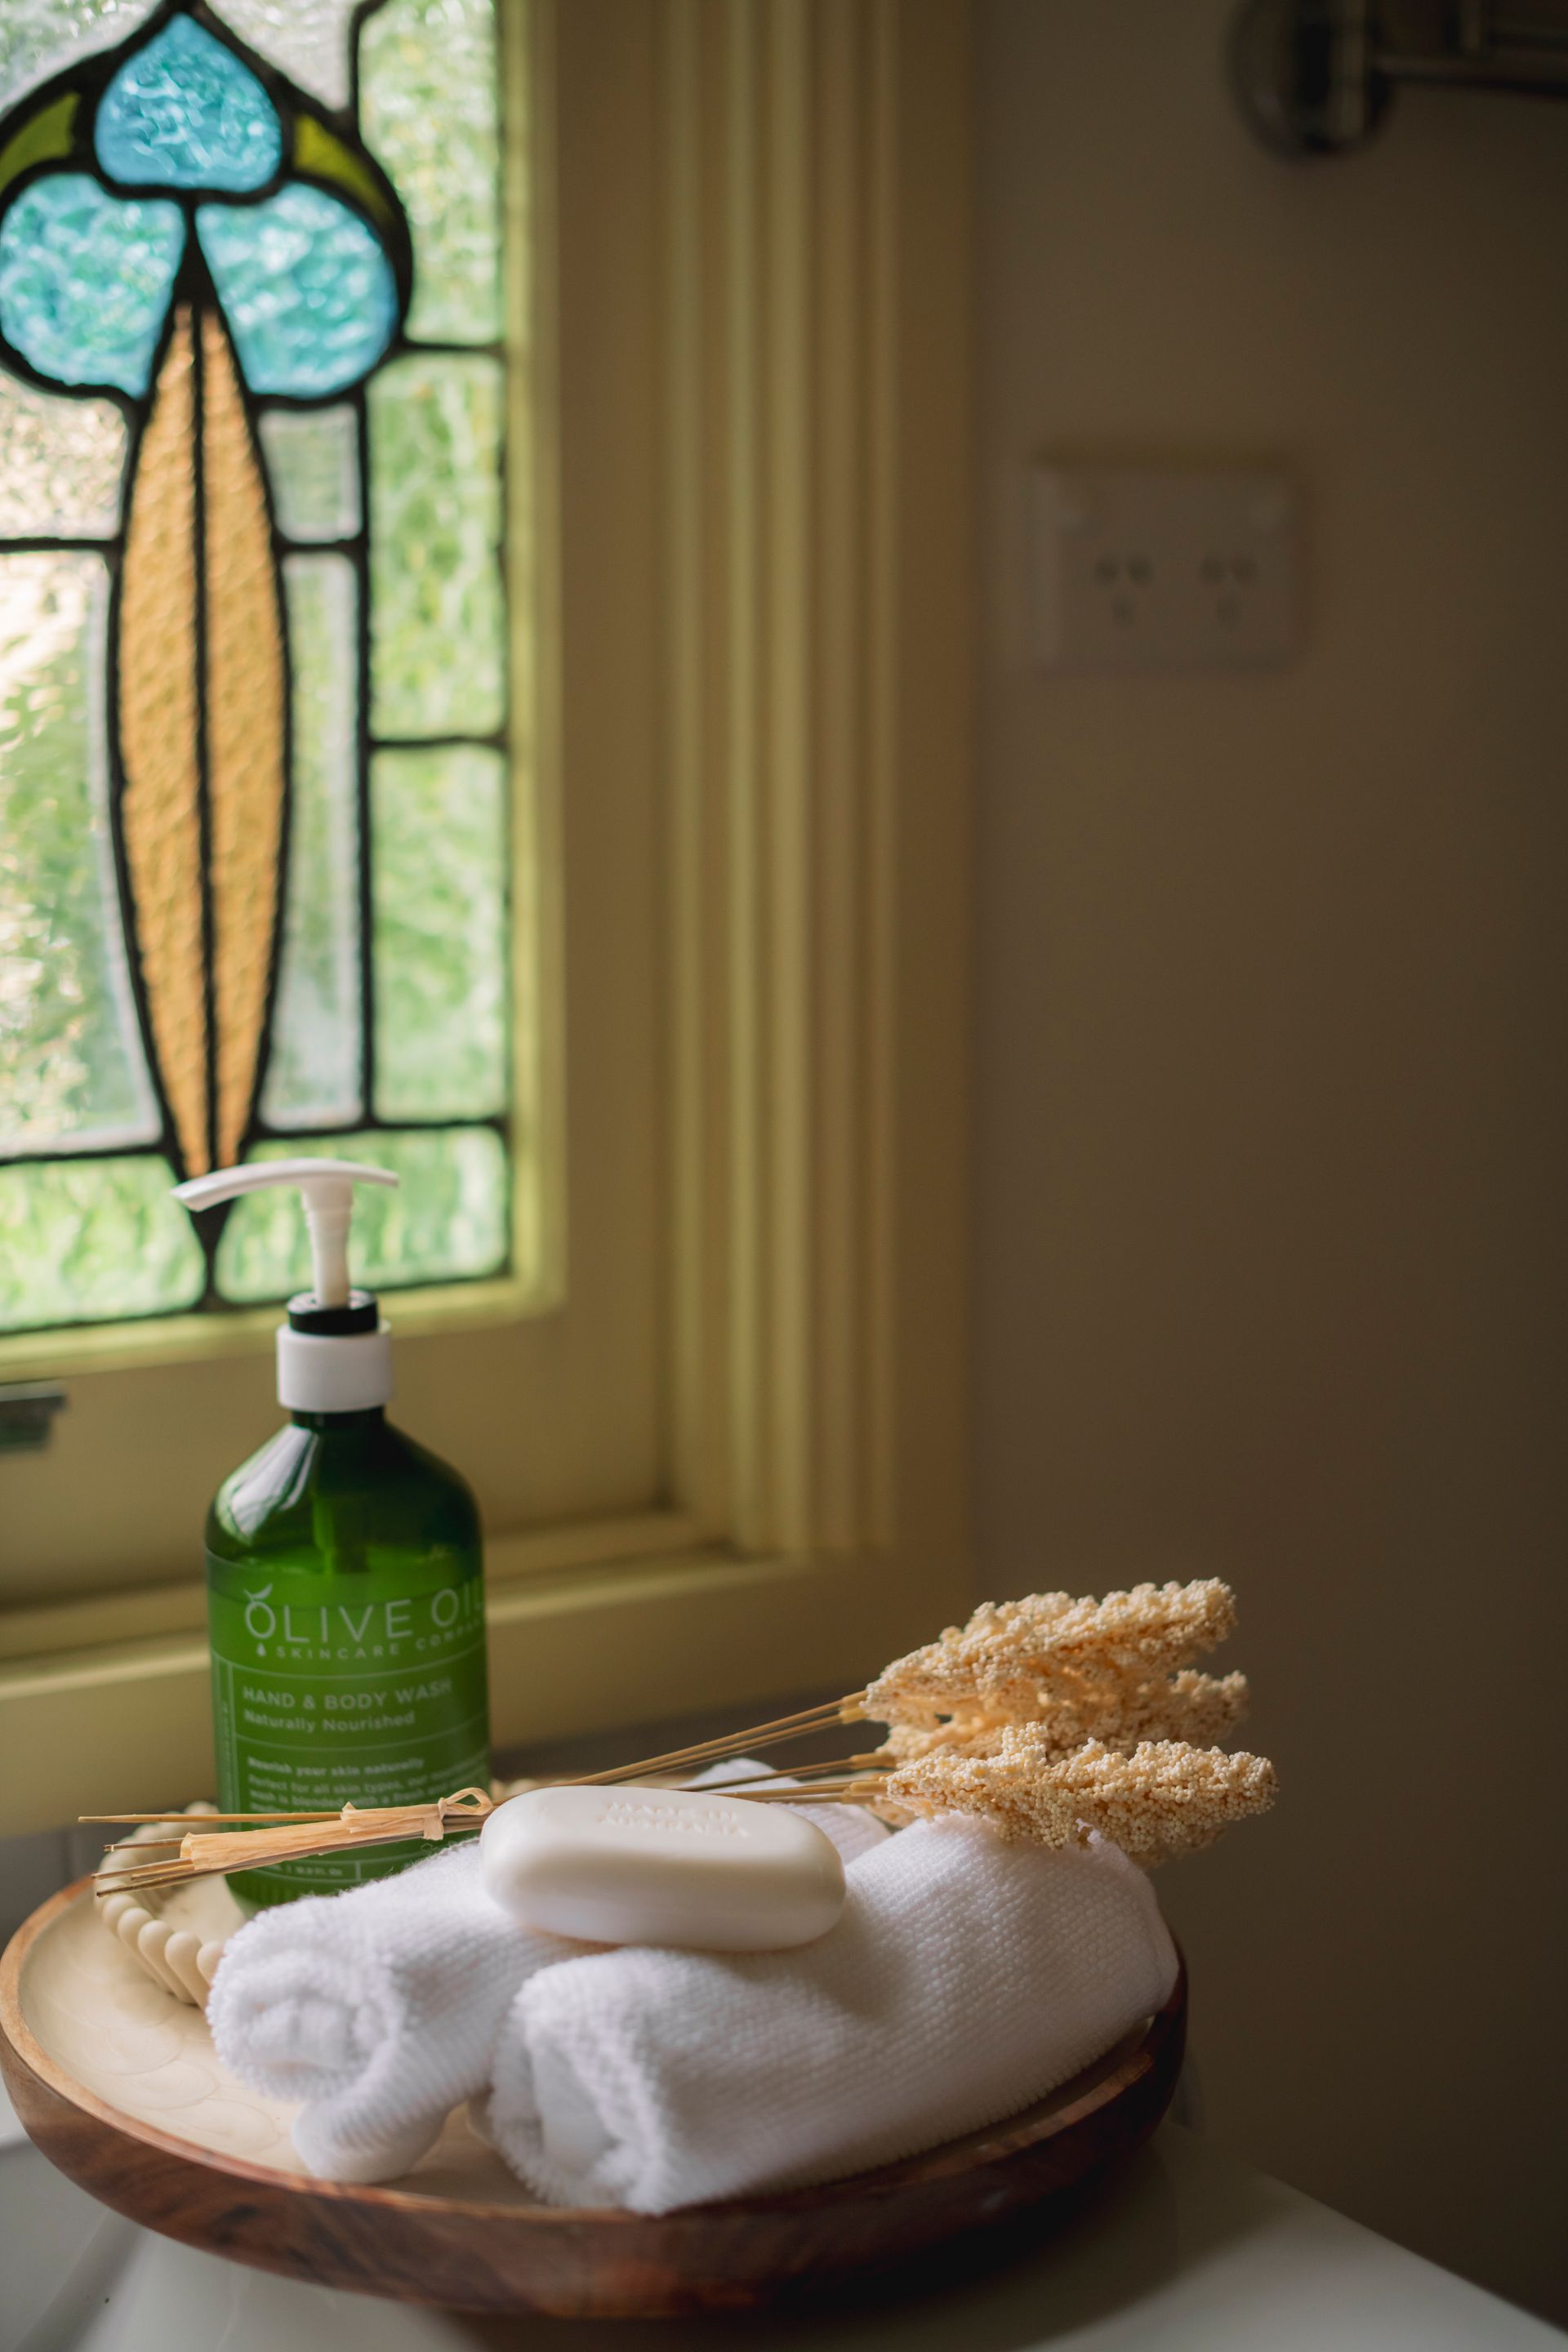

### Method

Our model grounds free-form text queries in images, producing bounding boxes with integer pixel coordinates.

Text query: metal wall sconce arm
[1232,0,1568,156]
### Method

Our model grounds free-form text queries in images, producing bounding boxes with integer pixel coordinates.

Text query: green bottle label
[207,1556,490,1897]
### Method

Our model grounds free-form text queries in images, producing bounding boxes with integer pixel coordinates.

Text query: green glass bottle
[180,1160,491,1909]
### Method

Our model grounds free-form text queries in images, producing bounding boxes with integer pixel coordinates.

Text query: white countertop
[2,2083,1560,2352]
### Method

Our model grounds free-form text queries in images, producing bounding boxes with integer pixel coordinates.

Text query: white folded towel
[481,1818,1177,2214]
[207,1838,586,2182]
[207,1758,885,2183]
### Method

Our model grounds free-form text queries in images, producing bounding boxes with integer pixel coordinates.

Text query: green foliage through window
[0,0,514,1336]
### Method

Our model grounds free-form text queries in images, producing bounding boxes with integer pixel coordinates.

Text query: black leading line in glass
[0,0,514,1327]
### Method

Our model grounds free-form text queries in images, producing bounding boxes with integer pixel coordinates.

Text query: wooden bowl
[1,1876,1185,2320]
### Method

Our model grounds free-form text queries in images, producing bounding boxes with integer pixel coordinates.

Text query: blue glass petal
[95,19,281,193]
[197,187,396,396]
[0,176,183,394]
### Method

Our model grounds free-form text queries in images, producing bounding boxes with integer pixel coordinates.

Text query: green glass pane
[262,555,361,1131]
[359,0,501,346]
[0,2,158,113]
[368,354,505,738]
[257,404,359,543]
[0,1156,203,1332]
[215,1128,509,1301]
[0,553,158,1155]
[0,366,125,537]
[372,746,506,1121]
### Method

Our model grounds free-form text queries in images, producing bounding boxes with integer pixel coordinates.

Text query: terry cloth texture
[480,1816,1178,2213]
[208,1838,585,2182]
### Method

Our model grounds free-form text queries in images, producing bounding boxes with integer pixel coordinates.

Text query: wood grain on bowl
[1,1876,1185,2319]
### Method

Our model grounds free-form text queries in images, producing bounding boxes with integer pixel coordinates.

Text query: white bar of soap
[479,1783,846,1952]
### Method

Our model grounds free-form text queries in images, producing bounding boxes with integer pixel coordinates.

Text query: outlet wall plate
[1031,465,1300,675]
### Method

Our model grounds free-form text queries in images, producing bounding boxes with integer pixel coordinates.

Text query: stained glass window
[0,0,514,1334]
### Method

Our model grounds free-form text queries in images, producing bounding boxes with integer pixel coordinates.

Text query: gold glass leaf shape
[119,305,207,1178]
[201,307,285,1171]
[117,302,285,1179]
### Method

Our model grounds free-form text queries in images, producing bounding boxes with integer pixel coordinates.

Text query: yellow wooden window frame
[0,0,974,1831]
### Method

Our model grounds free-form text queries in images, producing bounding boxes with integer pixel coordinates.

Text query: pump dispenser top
[174,1159,399,1414]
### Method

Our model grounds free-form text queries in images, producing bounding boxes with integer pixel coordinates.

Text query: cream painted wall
[976,0,1568,2323]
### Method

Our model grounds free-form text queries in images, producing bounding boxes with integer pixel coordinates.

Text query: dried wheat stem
[725,1780,889,1804]
[562,1699,862,1786]
[710,1754,884,1788]
[81,1811,342,1825]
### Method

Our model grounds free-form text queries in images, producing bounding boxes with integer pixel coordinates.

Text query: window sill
[0,1508,700,1666]
[0,1271,552,1383]
[0,1517,960,1834]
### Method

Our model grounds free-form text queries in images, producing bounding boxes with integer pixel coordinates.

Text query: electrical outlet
[1031,466,1300,675]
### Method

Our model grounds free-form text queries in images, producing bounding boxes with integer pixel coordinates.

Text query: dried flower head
[1051,1581,1239,1673]
[861,1580,1238,1724]
[884,1725,1083,1846]
[858,1595,1074,1723]
[1046,1740,1277,1868]
[871,1708,1013,1767]
[1098,1667,1250,1753]
[870,1664,1248,1771]
[882,1726,1275,1869]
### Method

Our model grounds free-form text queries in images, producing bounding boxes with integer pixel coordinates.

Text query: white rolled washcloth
[207,1838,595,2181]
[207,1762,886,2183]
[480,1817,1178,2215]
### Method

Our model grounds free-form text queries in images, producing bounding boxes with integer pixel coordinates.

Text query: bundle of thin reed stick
[89,1579,1276,1896]
[92,1788,497,1896]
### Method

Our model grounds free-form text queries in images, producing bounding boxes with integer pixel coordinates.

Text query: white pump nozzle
[173,1158,398,1309]
[175,1160,400,1412]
